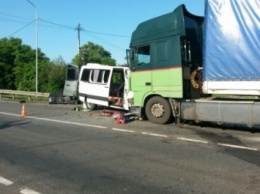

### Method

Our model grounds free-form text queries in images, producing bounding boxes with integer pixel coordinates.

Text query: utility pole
[75,23,84,55]
[26,0,38,95]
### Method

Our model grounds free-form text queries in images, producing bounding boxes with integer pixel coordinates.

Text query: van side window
[81,69,90,82]
[91,69,100,82]
[103,70,110,83]
[97,70,103,82]
[67,68,76,80]
[82,68,111,84]
[90,69,110,84]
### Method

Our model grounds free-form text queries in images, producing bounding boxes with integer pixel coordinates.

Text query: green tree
[13,44,38,91]
[13,46,50,92]
[0,37,50,92]
[72,42,116,66]
[45,56,67,92]
[0,38,22,89]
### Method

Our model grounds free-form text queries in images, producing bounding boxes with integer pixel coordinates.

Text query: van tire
[85,98,97,110]
[145,96,171,124]
[49,97,56,104]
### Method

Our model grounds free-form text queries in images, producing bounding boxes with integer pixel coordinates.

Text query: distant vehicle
[78,63,131,110]
[48,64,80,104]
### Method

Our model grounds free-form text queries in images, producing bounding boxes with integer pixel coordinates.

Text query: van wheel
[49,97,55,104]
[145,96,171,124]
[85,99,97,110]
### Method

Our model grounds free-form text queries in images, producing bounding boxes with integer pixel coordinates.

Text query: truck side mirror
[129,49,134,60]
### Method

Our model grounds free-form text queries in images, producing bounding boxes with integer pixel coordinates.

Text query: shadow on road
[0,120,30,130]
[184,121,260,134]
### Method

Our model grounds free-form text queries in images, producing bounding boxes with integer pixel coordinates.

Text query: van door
[86,69,111,106]
[63,64,79,98]
[106,68,130,109]
[122,68,130,110]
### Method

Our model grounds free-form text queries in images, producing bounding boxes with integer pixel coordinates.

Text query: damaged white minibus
[78,63,132,111]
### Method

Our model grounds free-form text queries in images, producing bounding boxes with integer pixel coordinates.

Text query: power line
[82,30,126,51]
[0,17,29,25]
[39,18,74,30]
[1,12,129,60]
[39,18,130,37]
[2,17,127,52]
[7,19,35,37]
[0,12,130,38]
[0,12,31,21]
[0,11,130,38]
[0,12,33,26]
[84,29,129,38]
[39,19,129,53]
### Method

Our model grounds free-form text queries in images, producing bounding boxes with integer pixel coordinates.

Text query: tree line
[0,37,117,93]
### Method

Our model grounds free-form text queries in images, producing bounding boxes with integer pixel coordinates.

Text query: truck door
[63,64,79,98]
[130,45,152,107]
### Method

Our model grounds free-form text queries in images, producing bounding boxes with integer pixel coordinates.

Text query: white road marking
[177,137,208,144]
[112,128,135,133]
[141,132,168,138]
[20,187,42,194]
[0,112,106,129]
[1,112,259,151]
[0,112,18,117]
[0,176,13,186]
[28,116,107,129]
[218,143,258,151]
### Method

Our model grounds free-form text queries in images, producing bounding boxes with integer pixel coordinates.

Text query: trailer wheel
[85,98,97,110]
[145,96,172,124]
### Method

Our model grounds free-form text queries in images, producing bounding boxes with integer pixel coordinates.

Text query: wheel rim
[151,103,164,118]
[87,102,95,109]
[87,103,92,108]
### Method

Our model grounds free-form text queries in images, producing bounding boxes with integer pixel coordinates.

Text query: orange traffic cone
[20,104,27,117]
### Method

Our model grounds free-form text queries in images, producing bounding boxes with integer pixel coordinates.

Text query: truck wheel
[145,96,172,124]
[85,98,97,110]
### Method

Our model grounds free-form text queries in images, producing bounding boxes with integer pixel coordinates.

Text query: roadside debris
[113,111,137,124]
[73,106,138,124]
[90,110,114,117]
[73,106,90,112]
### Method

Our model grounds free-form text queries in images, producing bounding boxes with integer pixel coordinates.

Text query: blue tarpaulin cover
[204,0,260,81]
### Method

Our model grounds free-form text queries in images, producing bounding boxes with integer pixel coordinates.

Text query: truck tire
[145,96,172,124]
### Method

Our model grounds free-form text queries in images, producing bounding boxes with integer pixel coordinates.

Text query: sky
[0,0,205,65]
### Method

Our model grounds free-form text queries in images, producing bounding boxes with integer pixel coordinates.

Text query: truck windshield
[136,45,150,66]
[126,46,150,70]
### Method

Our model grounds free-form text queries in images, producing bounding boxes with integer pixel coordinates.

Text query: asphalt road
[0,101,259,194]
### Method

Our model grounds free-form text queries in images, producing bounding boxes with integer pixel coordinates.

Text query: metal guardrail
[0,89,50,101]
